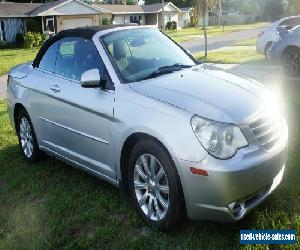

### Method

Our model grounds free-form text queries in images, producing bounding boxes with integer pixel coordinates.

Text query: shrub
[15,33,24,47]
[101,17,110,26]
[26,18,42,33]
[171,21,177,30]
[189,14,198,27]
[24,32,47,48]
[165,21,172,30]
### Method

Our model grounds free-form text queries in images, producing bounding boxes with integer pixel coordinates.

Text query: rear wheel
[17,109,42,162]
[282,47,300,77]
[128,140,184,230]
[264,42,272,60]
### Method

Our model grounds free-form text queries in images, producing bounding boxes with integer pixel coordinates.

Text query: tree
[218,0,222,26]
[264,0,285,20]
[193,0,208,57]
[287,0,300,15]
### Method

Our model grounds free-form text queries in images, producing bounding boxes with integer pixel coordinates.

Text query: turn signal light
[190,167,208,176]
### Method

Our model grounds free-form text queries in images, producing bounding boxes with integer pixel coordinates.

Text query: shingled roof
[94,2,182,14]
[0,2,41,17]
[28,0,105,16]
[0,1,187,17]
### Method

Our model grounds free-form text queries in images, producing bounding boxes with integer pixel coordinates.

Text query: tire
[128,139,185,231]
[264,42,272,60]
[16,109,42,162]
[282,47,300,77]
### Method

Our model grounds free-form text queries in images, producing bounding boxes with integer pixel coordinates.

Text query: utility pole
[218,0,222,27]
[161,0,165,31]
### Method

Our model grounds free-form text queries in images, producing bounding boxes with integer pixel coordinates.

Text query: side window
[55,37,105,81]
[39,41,59,72]
[280,17,300,27]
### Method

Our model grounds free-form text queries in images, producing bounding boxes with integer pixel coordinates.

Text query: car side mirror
[80,69,101,88]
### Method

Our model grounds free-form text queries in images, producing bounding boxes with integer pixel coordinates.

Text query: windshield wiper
[140,63,192,81]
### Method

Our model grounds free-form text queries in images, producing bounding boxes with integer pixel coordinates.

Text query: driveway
[180,26,266,54]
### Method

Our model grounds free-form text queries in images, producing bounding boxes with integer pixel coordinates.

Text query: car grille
[248,113,283,150]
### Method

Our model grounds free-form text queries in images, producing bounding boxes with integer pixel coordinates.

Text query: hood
[129,65,268,124]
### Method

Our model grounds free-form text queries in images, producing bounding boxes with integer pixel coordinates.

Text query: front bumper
[175,125,288,222]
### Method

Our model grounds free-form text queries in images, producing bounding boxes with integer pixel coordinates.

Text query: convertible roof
[32,24,137,68]
[56,24,138,39]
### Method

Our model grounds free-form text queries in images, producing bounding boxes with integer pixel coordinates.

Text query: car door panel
[49,78,115,178]
[48,37,116,178]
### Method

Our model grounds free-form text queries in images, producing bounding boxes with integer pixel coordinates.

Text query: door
[0,20,6,42]
[23,40,61,150]
[49,37,116,178]
[60,17,93,30]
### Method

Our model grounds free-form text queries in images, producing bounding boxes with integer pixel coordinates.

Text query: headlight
[191,115,248,159]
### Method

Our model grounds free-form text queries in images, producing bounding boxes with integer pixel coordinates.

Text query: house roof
[0,1,188,18]
[95,2,182,14]
[93,4,144,14]
[142,3,169,13]
[0,2,41,17]
[28,0,105,16]
[180,7,192,12]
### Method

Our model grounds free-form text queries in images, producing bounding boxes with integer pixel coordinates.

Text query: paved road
[180,26,266,53]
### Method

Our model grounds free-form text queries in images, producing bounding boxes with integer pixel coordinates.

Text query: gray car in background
[7,25,288,230]
[270,25,300,76]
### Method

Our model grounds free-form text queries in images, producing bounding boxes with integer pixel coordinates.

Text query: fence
[208,15,256,25]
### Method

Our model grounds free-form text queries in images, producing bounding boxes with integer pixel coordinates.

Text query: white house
[0,0,192,43]
[96,2,192,29]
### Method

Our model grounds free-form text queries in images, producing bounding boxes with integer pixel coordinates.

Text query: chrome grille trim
[245,112,283,150]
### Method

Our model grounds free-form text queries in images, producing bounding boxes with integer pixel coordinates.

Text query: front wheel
[282,47,300,77]
[264,42,272,60]
[128,140,185,230]
[17,109,42,162]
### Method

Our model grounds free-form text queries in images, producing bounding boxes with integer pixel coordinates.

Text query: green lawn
[0,48,39,75]
[196,47,265,64]
[165,22,267,43]
[194,38,265,64]
[0,77,300,248]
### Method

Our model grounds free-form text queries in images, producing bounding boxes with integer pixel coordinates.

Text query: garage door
[60,17,93,30]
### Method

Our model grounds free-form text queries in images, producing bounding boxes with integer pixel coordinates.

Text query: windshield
[101,28,196,83]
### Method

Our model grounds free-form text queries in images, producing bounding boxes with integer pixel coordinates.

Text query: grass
[196,48,265,64]
[0,48,39,75]
[165,22,267,43]
[194,38,265,64]
[232,38,257,46]
[0,76,300,248]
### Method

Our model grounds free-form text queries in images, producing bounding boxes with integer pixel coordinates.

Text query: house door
[0,20,6,42]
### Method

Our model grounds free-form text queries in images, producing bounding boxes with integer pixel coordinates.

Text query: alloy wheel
[134,154,170,221]
[19,117,33,158]
[285,53,300,75]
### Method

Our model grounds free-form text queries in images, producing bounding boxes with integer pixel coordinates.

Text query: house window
[130,16,137,23]
[0,20,6,42]
[45,17,55,34]
[130,15,141,24]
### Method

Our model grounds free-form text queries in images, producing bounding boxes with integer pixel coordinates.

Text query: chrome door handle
[50,85,60,93]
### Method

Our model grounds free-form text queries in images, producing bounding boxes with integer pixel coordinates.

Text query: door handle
[50,85,60,93]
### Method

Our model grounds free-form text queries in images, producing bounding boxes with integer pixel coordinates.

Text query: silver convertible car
[7,25,288,230]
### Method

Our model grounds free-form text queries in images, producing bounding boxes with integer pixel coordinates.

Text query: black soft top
[32,24,137,68]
